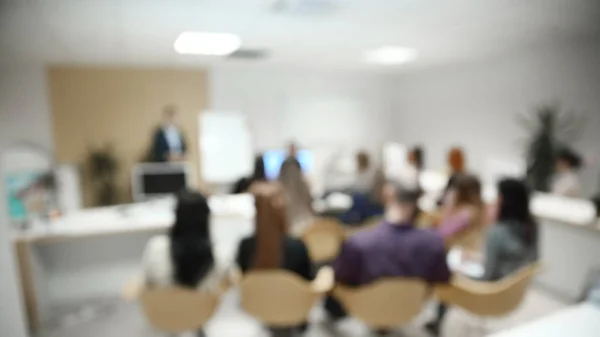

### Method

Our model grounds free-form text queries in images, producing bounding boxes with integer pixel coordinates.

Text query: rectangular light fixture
[365,46,418,65]
[174,32,241,56]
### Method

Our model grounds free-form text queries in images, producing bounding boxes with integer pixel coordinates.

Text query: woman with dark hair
[141,190,226,292]
[235,182,313,277]
[551,147,583,197]
[232,154,268,194]
[426,178,539,336]
[482,178,538,280]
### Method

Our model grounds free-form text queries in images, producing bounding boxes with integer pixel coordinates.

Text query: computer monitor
[132,163,190,202]
[263,149,313,180]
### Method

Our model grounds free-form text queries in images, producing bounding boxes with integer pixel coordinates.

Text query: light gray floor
[36,287,567,337]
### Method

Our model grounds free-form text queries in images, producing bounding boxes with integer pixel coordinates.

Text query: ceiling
[1,0,599,70]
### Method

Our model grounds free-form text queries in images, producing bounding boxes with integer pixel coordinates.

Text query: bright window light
[174,32,241,56]
[365,46,418,65]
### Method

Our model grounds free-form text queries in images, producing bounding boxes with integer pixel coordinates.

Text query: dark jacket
[235,236,313,281]
[149,127,187,162]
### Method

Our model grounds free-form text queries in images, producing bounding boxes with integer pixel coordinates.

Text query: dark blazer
[150,127,187,162]
[235,236,313,281]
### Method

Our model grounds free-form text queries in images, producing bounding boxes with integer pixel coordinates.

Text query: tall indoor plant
[520,104,583,192]
[86,144,119,206]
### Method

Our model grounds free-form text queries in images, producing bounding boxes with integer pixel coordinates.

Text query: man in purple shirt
[325,182,451,319]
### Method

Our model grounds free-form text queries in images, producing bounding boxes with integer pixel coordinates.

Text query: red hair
[448,147,465,173]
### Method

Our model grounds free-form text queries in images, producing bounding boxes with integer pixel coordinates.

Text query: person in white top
[551,148,583,198]
[141,190,228,293]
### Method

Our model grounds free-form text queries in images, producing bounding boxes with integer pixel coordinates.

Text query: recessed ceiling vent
[226,48,270,61]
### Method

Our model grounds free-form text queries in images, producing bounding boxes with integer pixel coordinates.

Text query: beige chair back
[435,263,541,317]
[240,270,322,327]
[333,279,428,329]
[140,288,219,333]
[302,218,345,263]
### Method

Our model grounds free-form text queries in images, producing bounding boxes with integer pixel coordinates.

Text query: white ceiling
[1,0,599,70]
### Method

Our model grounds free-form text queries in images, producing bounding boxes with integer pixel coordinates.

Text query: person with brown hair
[437,147,467,207]
[278,157,314,236]
[436,173,485,247]
[235,182,313,279]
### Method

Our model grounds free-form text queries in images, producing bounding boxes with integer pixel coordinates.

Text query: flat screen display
[141,172,187,195]
[263,149,313,180]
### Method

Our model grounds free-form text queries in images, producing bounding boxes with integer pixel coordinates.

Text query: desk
[13,195,255,331]
[487,303,600,337]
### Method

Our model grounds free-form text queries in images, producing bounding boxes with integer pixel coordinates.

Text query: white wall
[0,64,52,337]
[209,66,394,152]
[389,41,600,195]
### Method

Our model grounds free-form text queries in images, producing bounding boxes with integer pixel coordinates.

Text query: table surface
[487,303,600,337]
[12,194,255,243]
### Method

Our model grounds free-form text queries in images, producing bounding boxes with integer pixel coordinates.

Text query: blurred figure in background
[426,178,538,336]
[437,174,485,249]
[141,190,227,292]
[282,141,301,170]
[338,152,385,225]
[398,146,424,191]
[149,105,187,162]
[325,182,450,321]
[437,147,466,206]
[231,154,267,194]
[551,147,583,197]
[351,151,377,194]
[278,157,314,236]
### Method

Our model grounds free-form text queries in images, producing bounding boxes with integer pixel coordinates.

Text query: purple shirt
[333,222,451,286]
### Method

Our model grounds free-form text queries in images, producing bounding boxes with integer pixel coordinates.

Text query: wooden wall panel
[49,67,207,206]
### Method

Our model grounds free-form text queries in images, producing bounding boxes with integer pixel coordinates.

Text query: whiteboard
[199,112,253,183]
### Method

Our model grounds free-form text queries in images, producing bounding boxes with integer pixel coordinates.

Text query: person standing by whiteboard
[149,105,188,162]
[282,141,301,170]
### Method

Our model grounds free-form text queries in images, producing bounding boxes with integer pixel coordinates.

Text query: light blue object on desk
[4,171,42,224]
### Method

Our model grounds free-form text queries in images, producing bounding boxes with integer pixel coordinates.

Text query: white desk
[487,303,600,337]
[12,195,255,332]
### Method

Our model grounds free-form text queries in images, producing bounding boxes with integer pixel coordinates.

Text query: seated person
[231,154,267,194]
[325,182,451,320]
[551,147,583,197]
[278,158,314,237]
[426,178,539,336]
[141,190,228,292]
[236,182,313,281]
[338,166,386,225]
[436,174,485,249]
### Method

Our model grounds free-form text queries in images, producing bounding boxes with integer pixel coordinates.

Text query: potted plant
[86,144,119,206]
[519,104,583,191]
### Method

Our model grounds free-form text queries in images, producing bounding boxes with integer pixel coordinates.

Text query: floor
[36,287,567,337]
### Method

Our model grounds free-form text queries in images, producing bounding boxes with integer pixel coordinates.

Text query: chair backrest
[301,218,345,263]
[140,288,219,333]
[239,270,319,327]
[435,263,541,317]
[333,278,428,329]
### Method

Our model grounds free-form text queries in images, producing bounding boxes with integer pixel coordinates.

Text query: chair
[434,263,541,317]
[122,277,221,335]
[139,288,219,335]
[332,279,429,329]
[239,267,334,328]
[301,218,346,263]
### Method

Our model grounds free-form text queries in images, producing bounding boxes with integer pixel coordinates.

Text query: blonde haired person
[278,158,314,237]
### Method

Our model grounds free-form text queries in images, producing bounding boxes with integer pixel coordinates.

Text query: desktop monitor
[132,163,190,202]
[263,149,313,180]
